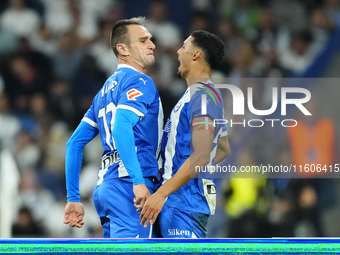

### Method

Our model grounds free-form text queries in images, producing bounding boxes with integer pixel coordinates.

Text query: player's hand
[133,183,151,211]
[140,192,166,228]
[63,202,85,228]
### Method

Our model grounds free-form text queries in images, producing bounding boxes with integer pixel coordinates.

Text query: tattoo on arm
[216,136,227,158]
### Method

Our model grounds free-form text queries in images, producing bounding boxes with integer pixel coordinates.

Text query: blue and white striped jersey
[161,82,227,215]
[83,64,163,185]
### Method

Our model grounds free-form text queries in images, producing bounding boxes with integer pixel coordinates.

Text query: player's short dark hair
[110,17,147,57]
[190,30,225,69]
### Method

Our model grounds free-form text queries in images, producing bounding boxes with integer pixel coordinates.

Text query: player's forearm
[215,145,230,164]
[157,151,210,197]
[113,109,144,185]
[66,141,82,202]
[66,121,98,202]
[215,135,230,164]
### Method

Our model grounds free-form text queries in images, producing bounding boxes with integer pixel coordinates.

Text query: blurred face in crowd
[260,9,275,29]
[0,94,8,113]
[59,32,77,53]
[124,25,156,69]
[10,57,33,80]
[10,0,25,10]
[150,1,166,22]
[292,38,308,55]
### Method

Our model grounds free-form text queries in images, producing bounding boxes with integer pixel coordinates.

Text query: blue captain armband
[113,108,145,185]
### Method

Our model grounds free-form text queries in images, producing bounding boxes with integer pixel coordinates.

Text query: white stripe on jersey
[82,117,98,128]
[162,91,191,184]
[118,159,129,177]
[117,104,145,117]
[149,223,153,238]
[156,98,164,169]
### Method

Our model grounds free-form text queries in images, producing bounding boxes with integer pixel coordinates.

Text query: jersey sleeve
[82,102,98,128]
[116,75,156,118]
[190,86,227,135]
[190,89,220,120]
[66,121,99,202]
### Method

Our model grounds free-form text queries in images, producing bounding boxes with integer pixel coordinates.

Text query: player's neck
[118,57,147,74]
[186,65,211,87]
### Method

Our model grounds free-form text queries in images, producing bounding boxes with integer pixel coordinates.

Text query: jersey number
[97,102,117,185]
[98,102,117,150]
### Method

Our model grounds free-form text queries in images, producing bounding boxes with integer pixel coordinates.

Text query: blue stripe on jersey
[161,82,226,215]
[84,65,163,185]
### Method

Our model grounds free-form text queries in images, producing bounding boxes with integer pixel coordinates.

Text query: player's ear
[117,43,129,56]
[192,50,201,61]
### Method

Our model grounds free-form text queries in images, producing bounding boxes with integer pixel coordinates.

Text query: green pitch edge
[1,241,340,253]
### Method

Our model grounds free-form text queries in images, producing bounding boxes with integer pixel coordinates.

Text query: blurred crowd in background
[0,0,340,238]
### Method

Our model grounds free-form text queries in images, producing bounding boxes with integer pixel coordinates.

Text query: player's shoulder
[190,82,223,112]
[117,67,155,86]
[131,72,155,87]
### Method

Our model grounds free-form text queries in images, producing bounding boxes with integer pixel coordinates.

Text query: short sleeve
[117,75,156,118]
[190,90,221,120]
[190,87,227,135]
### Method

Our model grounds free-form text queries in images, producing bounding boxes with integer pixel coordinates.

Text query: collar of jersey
[186,79,214,92]
[117,64,138,72]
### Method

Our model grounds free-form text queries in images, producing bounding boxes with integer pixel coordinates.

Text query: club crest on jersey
[127,89,143,100]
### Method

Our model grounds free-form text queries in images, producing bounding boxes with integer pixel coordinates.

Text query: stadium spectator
[308,8,333,51]
[52,31,84,83]
[279,31,319,74]
[89,19,118,77]
[13,131,41,172]
[270,0,307,32]
[323,0,340,28]
[7,54,50,113]
[0,13,19,56]
[0,93,21,150]
[251,8,290,55]
[0,0,41,37]
[29,23,58,58]
[286,100,338,236]
[12,206,45,237]
[146,0,182,86]
[221,0,262,39]
[49,78,81,130]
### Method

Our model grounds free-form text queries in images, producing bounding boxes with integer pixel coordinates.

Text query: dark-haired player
[140,30,230,238]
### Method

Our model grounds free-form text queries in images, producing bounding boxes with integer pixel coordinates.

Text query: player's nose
[149,40,155,50]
